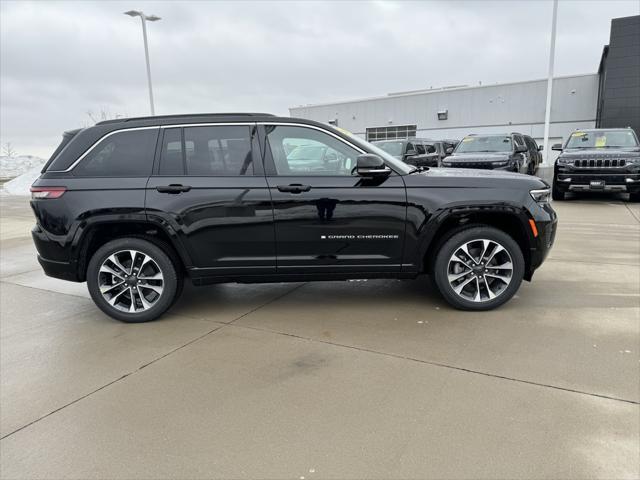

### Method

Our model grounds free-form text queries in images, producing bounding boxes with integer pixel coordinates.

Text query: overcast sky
[1,0,638,158]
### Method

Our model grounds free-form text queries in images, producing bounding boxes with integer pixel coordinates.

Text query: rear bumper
[37,255,81,282]
[32,225,82,282]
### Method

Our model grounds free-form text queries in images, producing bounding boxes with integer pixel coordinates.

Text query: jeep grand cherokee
[552,128,640,201]
[443,133,541,175]
[30,114,557,322]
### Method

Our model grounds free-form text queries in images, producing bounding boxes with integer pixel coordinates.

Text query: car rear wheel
[433,226,524,311]
[87,238,180,322]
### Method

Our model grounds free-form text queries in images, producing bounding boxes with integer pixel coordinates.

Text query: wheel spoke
[453,275,476,294]
[485,245,505,265]
[100,281,125,295]
[491,261,513,270]
[485,272,511,283]
[108,254,131,276]
[473,277,481,302]
[448,268,472,283]
[458,244,477,265]
[138,272,162,280]
[478,240,491,264]
[99,264,124,280]
[136,286,152,310]
[128,286,138,312]
[452,252,474,270]
[139,283,163,294]
[107,286,128,306]
[483,277,497,299]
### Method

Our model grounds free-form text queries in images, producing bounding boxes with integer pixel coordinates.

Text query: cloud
[1,0,638,157]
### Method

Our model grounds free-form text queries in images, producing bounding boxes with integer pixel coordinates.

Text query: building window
[366,125,417,142]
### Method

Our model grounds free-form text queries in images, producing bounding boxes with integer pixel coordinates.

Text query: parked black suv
[373,138,439,167]
[551,128,640,201]
[31,114,557,322]
[442,133,542,175]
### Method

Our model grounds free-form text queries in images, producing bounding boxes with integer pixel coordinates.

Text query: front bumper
[528,202,557,276]
[554,164,640,193]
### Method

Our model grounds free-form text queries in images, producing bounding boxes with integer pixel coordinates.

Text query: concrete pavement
[1,194,638,479]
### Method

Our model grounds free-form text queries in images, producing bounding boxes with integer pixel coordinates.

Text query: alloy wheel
[98,250,164,313]
[447,239,513,302]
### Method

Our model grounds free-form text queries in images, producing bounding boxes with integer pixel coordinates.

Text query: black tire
[87,238,180,323]
[629,192,640,203]
[433,226,525,311]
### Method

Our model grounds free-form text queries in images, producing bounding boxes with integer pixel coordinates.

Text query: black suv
[442,133,542,175]
[551,128,640,201]
[31,114,557,322]
[373,138,439,167]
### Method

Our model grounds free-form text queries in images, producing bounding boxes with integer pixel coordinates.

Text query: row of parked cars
[373,132,543,175]
[372,128,640,201]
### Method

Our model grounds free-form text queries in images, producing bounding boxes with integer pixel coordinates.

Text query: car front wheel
[87,238,180,322]
[433,226,525,311]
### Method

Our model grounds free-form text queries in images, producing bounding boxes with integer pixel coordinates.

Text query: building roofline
[289,73,598,111]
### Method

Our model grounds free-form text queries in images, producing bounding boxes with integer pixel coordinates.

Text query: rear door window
[185,126,253,176]
[73,128,158,177]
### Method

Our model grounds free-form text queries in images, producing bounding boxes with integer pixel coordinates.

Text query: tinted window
[159,128,184,175]
[182,126,253,176]
[524,136,538,152]
[405,142,415,154]
[513,135,525,148]
[267,125,360,176]
[74,129,158,177]
[415,143,426,154]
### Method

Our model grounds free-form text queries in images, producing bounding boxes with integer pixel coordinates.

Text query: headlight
[530,188,551,204]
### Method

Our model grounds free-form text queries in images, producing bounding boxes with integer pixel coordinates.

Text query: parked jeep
[442,133,542,175]
[551,128,640,201]
[31,114,557,322]
[372,138,442,167]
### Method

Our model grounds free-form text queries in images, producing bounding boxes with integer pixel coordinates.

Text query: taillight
[30,186,67,199]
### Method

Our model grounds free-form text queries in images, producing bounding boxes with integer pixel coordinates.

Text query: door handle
[156,184,192,194]
[277,184,311,194]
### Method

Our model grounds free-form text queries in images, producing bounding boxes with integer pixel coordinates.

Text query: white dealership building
[289,73,599,160]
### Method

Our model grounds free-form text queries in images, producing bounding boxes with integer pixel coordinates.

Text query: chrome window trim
[49,126,161,173]
[258,122,366,154]
[50,123,257,173]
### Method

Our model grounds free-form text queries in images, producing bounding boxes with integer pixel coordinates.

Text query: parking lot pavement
[1,194,639,479]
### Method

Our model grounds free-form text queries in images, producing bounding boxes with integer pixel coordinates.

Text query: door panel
[145,124,275,274]
[260,123,407,274]
[267,175,407,273]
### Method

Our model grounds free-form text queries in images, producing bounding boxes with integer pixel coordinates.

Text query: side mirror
[515,145,527,153]
[538,145,544,151]
[445,147,454,155]
[356,154,391,177]
[551,143,563,151]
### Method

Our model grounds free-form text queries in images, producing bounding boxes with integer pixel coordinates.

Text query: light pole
[124,10,161,115]
[541,0,558,175]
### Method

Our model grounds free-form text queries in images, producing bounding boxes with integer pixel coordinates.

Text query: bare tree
[2,142,17,157]
[86,108,125,125]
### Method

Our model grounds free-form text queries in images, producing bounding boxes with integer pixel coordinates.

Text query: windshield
[373,141,404,157]
[455,136,512,153]
[565,130,639,149]
[287,145,326,161]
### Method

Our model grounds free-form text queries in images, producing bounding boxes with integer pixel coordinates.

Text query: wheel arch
[72,218,191,282]
[420,207,534,280]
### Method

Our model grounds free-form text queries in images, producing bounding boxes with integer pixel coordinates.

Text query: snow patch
[1,167,42,196]
[0,155,46,179]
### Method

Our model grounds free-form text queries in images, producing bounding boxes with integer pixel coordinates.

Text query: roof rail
[96,112,275,125]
